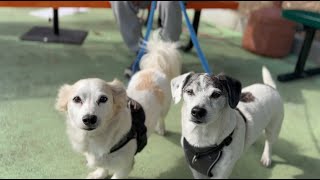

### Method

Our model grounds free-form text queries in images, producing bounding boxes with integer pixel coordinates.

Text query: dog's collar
[109,97,147,155]
[183,130,234,162]
[183,130,234,177]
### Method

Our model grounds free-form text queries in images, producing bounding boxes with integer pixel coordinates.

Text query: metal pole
[53,9,59,35]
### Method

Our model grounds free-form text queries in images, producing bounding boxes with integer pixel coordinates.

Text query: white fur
[171,67,284,179]
[55,33,182,179]
[127,32,182,136]
[56,78,137,179]
[262,66,276,89]
[139,32,182,80]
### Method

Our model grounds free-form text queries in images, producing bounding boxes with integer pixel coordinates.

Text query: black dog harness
[183,108,247,177]
[109,97,147,155]
[183,131,234,177]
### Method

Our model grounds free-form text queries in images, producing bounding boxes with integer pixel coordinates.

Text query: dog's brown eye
[186,89,194,96]
[73,96,82,103]
[211,92,221,99]
[98,96,108,104]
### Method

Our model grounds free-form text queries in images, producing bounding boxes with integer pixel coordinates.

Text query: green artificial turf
[0,8,319,179]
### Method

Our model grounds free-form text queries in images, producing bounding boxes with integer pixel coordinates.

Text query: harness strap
[109,98,147,154]
[236,108,247,123]
[183,129,234,177]
[109,127,136,154]
[185,130,234,163]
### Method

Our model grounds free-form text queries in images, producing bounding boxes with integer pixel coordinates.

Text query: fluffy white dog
[171,67,284,179]
[55,33,181,179]
[127,32,182,136]
[56,78,138,179]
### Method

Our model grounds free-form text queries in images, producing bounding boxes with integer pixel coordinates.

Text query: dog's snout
[82,114,97,126]
[191,106,207,119]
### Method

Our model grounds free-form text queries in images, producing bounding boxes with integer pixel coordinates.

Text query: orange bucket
[242,5,296,58]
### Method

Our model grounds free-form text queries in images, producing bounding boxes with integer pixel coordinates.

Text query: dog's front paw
[86,168,108,179]
[260,154,272,167]
[156,128,166,136]
[155,121,166,136]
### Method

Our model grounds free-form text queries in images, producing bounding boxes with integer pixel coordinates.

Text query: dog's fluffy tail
[139,31,182,80]
[262,66,277,89]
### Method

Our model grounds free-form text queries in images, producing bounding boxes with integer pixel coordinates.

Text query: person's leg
[158,1,182,42]
[111,1,147,53]
[110,1,150,78]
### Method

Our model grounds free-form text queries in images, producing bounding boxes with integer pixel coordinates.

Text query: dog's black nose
[191,106,207,119]
[82,115,97,126]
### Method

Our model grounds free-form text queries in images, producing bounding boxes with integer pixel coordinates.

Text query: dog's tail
[262,66,277,89]
[139,31,182,80]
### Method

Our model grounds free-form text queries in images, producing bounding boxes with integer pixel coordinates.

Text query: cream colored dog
[171,67,284,179]
[127,32,182,136]
[56,78,138,179]
[55,33,181,179]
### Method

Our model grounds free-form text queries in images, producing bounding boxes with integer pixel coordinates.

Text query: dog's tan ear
[109,79,127,114]
[170,72,194,104]
[55,84,72,112]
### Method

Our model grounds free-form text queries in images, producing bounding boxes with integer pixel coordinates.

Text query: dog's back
[127,33,182,136]
[139,32,182,80]
[127,69,171,136]
[237,66,284,150]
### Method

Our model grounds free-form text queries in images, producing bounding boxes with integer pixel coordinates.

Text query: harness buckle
[192,153,200,164]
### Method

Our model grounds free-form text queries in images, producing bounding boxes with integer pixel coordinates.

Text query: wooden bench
[0,1,239,47]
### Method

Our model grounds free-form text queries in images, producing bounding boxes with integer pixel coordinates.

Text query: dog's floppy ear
[108,79,127,114]
[170,72,193,104]
[217,74,242,109]
[56,84,72,112]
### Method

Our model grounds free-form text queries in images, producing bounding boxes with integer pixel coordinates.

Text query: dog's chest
[85,140,124,167]
[183,139,222,177]
[87,139,109,157]
[182,130,234,178]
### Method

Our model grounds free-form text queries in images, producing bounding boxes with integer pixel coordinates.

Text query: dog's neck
[96,107,132,151]
[182,107,237,147]
[67,107,132,156]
